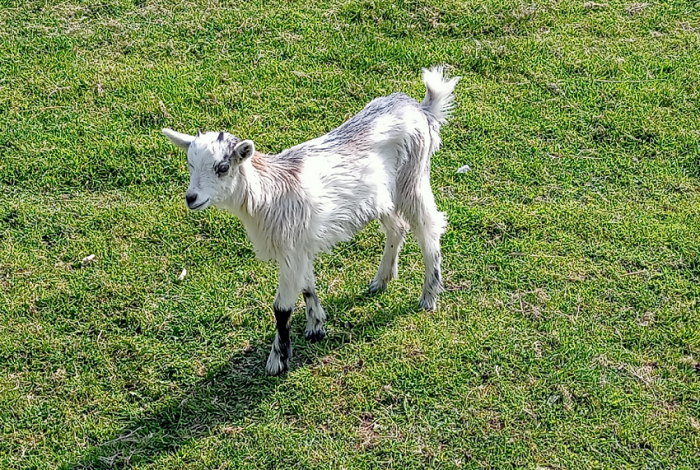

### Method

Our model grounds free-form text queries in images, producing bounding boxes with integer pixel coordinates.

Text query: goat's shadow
[70,287,418,469]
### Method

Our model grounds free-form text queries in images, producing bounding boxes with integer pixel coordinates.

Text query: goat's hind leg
[303,270,326,342]
[403,182,446,311]
[369,213,408,294]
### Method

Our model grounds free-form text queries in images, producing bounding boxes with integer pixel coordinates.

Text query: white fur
[163,66,460,374]
[421,66,460,124]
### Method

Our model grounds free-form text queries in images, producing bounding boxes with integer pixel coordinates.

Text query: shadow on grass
[70,288,416,469]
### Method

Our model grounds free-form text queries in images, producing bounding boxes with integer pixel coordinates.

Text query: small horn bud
[217,132,225,142]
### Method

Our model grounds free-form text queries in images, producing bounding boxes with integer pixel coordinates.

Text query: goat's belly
[302,156,396,252]
[312,196,391,250]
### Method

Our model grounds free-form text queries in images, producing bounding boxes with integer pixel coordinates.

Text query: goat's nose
[185,193,197,207]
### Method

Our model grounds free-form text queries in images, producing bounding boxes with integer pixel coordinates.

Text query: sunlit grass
[1,0,699,468]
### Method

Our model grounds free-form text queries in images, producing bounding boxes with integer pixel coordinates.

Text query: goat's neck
[224,152,284,218]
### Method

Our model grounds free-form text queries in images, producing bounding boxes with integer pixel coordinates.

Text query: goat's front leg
[303,269,326,342]
[266,257,309,376]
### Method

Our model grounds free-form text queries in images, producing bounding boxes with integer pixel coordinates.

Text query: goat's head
[162,128,255,211]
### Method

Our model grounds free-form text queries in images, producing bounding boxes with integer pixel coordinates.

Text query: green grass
[1,0,699,468]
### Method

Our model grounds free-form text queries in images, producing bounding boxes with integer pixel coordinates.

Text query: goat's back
[266,93,437,253]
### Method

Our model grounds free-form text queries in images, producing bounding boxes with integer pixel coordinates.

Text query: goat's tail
[421,66,460,125]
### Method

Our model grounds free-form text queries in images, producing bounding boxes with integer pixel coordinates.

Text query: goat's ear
[162,128,195,151]
[233,140,255,162]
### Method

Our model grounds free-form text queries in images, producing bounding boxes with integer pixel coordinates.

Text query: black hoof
[266,342,292,376]
[305,329,326,342]
[419,296,437,311]
[368,280,386,294]
[266,356,289,376]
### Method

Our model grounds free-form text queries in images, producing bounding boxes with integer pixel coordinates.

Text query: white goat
[163,67,460,375]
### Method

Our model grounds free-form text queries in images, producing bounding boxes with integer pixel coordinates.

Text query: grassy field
[1,0,699,468]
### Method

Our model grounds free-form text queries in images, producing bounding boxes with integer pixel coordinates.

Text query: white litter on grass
[457,164,471,173]
[178,268,187,281]
[81,254,96,264]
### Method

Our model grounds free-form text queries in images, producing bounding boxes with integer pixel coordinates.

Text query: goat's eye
[216,162,230,175]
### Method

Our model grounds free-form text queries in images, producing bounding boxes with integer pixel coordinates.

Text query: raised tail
[421,66,460,124]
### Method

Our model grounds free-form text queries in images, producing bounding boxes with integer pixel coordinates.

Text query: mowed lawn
[1,0,699,468]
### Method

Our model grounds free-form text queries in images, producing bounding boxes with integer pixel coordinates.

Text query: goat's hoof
[265,355,289,376]
[368,279,387,294]
[265,346,291,376]
[305,328,326,342]
[419,296,437,311]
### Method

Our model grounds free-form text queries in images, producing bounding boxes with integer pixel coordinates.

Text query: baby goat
[163,67,460,375]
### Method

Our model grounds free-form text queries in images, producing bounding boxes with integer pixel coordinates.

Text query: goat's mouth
[188,198,210,211]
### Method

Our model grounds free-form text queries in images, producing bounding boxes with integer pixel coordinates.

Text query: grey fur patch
[302,290,315,302]
[433,268,442,286]
[220,133,242,163]
[302,288,326,342]
[323,93,416,150]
